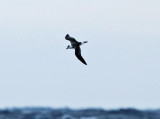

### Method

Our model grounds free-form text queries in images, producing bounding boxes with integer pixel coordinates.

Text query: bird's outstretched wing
[65,34,78,44]
[75,47,87,65]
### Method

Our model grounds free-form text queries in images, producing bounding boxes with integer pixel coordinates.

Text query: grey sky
[0,0,160,109]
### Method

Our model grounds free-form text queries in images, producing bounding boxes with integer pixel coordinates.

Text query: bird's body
[65,34,88,65]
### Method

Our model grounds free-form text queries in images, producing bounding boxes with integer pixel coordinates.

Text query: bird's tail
[81,41,88,45]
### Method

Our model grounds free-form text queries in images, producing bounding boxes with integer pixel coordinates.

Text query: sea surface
[0,107,160,119]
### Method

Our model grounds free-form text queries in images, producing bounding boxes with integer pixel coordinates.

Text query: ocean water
[0,107,160,119]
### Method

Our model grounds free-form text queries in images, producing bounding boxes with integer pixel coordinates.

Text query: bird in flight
[65,34,88,65]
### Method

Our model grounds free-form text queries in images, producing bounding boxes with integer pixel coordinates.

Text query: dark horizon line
[0,106,160,111]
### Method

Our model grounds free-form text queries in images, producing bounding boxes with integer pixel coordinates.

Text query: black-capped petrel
[65,34,88,65]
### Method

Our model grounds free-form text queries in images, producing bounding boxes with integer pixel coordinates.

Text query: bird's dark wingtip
[84,62,87,65]
[65,34,69,37]
[65,34,69,40]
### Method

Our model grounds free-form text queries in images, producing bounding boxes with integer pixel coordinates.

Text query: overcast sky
[0,0,160,109]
